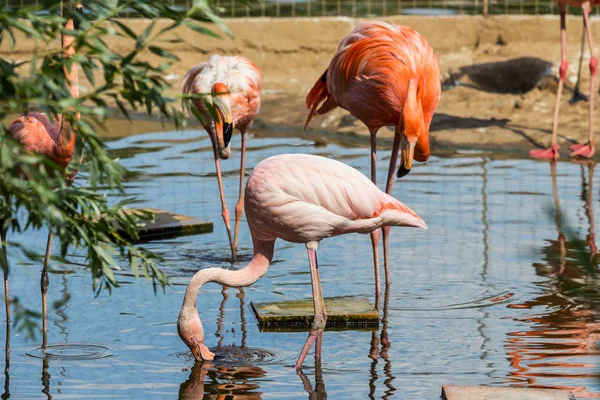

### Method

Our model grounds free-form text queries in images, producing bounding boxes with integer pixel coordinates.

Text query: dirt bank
[3,15,600,155]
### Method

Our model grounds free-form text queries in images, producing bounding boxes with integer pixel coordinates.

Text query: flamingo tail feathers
[304,70,337,130]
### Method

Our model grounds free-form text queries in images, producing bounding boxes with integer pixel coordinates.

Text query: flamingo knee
[590,57,597,76]
[560,60,569,80]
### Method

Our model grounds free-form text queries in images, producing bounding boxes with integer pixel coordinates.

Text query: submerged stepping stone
[442,385,575,400]
[251,296,379,331]
[120,208,213,241]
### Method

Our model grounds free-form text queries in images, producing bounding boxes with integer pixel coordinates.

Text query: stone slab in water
[442,385,575,400]
[122,208,213,241]
[251,296,379,331]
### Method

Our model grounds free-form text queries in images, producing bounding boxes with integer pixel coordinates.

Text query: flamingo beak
[398,139,415,178]
[213,103,233,160]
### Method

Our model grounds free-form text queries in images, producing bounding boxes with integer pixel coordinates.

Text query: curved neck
[182,239,275,310]
[56,18,79,159]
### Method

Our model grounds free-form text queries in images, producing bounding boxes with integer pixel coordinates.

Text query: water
[2,125,600,399]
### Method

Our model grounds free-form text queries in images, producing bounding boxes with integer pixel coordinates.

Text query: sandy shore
[3,15,600,155]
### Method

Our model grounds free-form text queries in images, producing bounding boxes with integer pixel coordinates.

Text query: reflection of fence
[5,0,598,17]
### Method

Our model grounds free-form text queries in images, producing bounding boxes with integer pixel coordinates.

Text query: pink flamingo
[182,55,263,261]
[530,0,598,159]
[3,3,83,347]
[177,153,427,369]
[304,21,440,309]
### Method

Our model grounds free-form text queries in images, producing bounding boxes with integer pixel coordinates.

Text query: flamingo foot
[530,144,560,160]
[570,143,595,158]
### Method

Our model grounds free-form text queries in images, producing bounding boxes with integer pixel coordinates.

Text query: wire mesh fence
[4,0,597,18]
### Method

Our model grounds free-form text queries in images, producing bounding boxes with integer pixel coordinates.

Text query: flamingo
[177,153,427,369]
[2,3,83,348]
[303,21,440,309]
[182,55,263,261]
[530,1,597,160]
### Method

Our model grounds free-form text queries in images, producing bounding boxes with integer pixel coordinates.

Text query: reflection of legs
[550,161,566,274]
[216,286,229,347]
[369,130,381,312]
[41,229,52,349]
[530,5,567,160]
[233,132,247,258]
[211,140,235,260]
[295,241,327,369]
[382,127,402,289]
[586,162,597,255]
[237,288,247,348]
[572,2,597,158]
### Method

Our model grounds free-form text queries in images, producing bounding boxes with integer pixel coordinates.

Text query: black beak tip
[397,166,411,178]
[223,123,233,148]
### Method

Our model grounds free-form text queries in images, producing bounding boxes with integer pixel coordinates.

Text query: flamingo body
[245,154,426,244]
[182,55,263,260]
[178,154,426,368]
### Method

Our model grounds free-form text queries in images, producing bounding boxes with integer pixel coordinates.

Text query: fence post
[322,0,325,15]
[483,0,488,15]
[231,0,234,17]
[352,0,355,17]
[337,0,341,16]
[261,0,265,16]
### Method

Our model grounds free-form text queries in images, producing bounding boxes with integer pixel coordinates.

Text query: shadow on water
[506,160,600,398]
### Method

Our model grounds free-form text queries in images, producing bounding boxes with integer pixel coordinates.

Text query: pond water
[2,125,600,399]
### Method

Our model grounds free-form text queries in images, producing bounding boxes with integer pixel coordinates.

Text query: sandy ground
[4,15,600,155]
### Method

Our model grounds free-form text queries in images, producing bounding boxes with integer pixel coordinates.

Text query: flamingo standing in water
[182,55,263,261]
[2,3,83,348]
[530,0,598,159]
[177,153,427,369]
[304,21,440,308]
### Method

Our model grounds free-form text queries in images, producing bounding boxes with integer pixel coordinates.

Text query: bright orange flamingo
[3,3,83,347]
[182,55,263,261]
[177,154,427,369]
[530,0,598,159]
[304,21,440,309]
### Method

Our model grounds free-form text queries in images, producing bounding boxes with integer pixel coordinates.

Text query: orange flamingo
[530,0,598,159]
[2,3,83,347]
[182,55,263,261]
[304,21,440,309]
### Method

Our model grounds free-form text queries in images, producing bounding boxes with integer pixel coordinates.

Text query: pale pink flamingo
[2,3,83,348]
[182,55,262,261]
[304,21,440,309]
[530,0,598,159]
[177,153,427,369]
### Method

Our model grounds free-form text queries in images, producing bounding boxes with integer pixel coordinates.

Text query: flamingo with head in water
[2,2,83,348]
[304,21,440,309]
[182,55,262,261]
[177,153,427,369]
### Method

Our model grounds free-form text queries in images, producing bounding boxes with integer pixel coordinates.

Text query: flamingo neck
[181,239,275,311]
[56,18,79,161]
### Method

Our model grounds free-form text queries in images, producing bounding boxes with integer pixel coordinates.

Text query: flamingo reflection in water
[506,160,600,398]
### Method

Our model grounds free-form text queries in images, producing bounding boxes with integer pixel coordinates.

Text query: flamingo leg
[232,131,247,259]
[530,5,568,160]
[1,223,9,327]
[572,2,597,158]
[369,130,381,312]
[294,241,327,369]
[211,139,235,261]
[569,28,589,104]
[382,127,402,287]
[41,228,53,349]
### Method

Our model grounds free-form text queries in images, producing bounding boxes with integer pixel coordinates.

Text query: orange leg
[382,127,402,288]
[571,2,596,158]
[232,132,247,259]
[530,5,567,160]
[294,241,327,369]
[369,130,381,312]
[211,139,235,261]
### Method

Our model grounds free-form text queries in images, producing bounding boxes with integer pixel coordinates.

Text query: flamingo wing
[245,154,424,243]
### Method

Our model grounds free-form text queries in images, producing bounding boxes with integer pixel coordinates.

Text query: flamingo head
[64,2,85,30]
[177,306,215,362]
[211,82,234,160]
[398,79,425,178]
